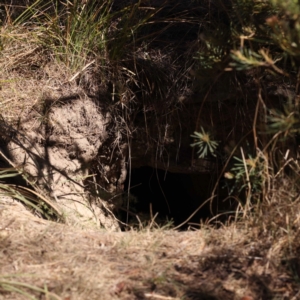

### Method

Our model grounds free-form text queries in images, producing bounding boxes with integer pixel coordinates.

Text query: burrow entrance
[122,166,229,228]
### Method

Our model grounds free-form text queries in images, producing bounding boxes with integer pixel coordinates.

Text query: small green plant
[230,48,288,76]
[190,127,219,158]
[230,48,267,70]
[267,104,300,136]
[225,152,264,196]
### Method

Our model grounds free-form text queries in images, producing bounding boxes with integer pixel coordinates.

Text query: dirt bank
[1,197,300,300]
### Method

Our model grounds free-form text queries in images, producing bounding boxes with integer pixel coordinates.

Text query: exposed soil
[1,196,300,300]
[0,59,129,229]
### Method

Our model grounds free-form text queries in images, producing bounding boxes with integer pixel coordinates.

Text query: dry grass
[0,29,81,123]
[2,190,300,300]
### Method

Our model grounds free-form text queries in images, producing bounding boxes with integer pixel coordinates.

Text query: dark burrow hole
[122,166,232,229]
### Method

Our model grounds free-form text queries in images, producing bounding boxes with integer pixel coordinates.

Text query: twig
[68,60,95,82]
[144,293,178,300]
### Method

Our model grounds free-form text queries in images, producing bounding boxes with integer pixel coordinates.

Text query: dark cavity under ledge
[122,166,232,229]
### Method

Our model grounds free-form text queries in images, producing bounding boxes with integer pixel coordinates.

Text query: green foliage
[190,127,219,158]
[210,0,300,186]
[52,1,109,69]
[10,0,111,70]
[230,48,268,70]
[195,44,224,70]
[190,0,300,217]
[266,1,300,57]
[267,104,300,136]
[229,0,300,70]
[225,154,264,195]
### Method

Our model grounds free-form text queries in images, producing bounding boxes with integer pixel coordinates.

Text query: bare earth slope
[1,198,300,300]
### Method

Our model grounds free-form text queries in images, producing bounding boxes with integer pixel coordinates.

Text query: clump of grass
[0,147,63,222]
[4,0,111,71]
[0,275,60,300]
